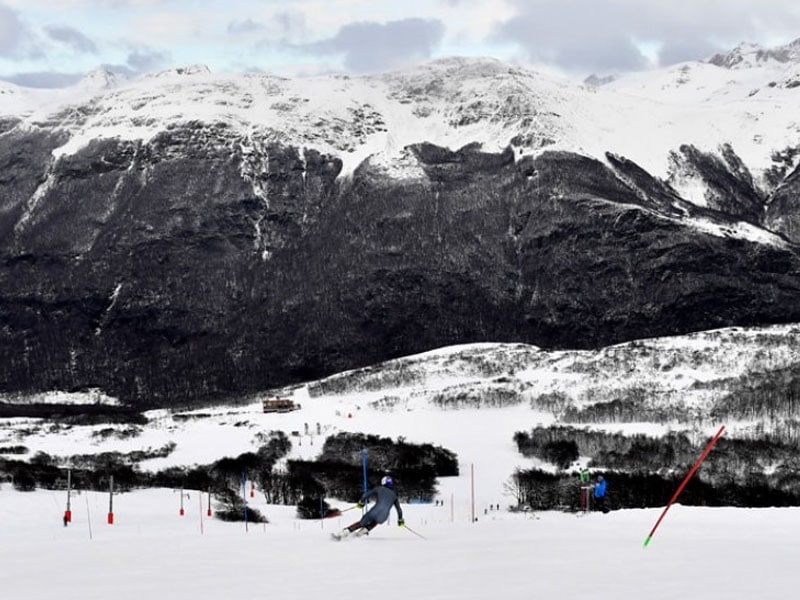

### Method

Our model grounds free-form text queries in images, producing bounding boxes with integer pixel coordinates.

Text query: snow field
[2,484,798,600]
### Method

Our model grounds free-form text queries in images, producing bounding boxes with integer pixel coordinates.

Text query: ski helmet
[381,475,394,488]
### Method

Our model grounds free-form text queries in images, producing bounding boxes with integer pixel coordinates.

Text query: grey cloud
[0,4,43,58]
[556,35,647,72]
[45,25,98,54]
[274,10,307,39]
[296,18,444,72]
[494,1,649,73]
[230,11,306,40]
[127,48,170,71]
[228,18,265,35]
[494,0,800,73]
[658,39,723,67]
[95,48,170,79]
[0,5,21,55]
[2,71,82,88]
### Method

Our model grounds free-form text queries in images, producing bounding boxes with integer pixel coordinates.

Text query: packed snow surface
[1,485,798,600]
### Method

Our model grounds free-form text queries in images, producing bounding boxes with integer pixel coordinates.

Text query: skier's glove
[398,518,405,527]
[356,501,364,509]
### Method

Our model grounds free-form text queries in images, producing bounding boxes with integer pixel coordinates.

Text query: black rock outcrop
[1,124,800,407]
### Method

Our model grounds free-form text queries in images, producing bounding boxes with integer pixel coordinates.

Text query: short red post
[107,475,114,525]
[64,468,72,523]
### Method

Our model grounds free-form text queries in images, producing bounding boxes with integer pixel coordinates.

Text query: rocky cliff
[1,57,800,407]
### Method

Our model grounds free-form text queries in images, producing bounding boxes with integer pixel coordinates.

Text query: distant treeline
[510,469,800,511]
[0,402,146,424]
[0,431,458,520]
[513,425,800,508]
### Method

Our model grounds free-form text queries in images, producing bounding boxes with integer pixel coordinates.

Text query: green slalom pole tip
[643,535,652,548]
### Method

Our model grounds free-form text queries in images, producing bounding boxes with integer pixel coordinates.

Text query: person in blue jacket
[336,475,404,539]
[592,474,609,513]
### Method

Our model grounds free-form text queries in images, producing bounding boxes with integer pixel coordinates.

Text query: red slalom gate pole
[107,475,115,525]
[643,425,725,547]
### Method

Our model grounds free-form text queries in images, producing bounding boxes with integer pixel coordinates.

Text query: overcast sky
[1,0,800,87]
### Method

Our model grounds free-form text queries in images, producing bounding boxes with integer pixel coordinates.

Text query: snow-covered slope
[2,323,798,505]
[4,484,799,600]
[3,44,800,186]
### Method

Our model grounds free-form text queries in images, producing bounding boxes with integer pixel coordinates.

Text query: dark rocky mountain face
[766,163,800,241]
[2,122,800,408]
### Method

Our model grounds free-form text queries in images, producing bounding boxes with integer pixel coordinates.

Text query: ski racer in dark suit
[340,475,404,536]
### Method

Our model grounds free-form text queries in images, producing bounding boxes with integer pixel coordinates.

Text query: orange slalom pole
[643,425,725,547]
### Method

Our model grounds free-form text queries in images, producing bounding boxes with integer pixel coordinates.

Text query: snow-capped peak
[148,64,212,78]
[583,73,617,87]
[707,38,800,69]
[77,68,121,92]
[1,45,798,214]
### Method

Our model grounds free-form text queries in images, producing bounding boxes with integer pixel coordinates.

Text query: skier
[592,474,609,513]
[333,475,404,540]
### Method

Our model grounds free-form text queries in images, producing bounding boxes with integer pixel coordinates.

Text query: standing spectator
[592,474,609,513]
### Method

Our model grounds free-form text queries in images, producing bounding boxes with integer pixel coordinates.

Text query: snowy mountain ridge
[2,42,799,190]
[708,38,800,69]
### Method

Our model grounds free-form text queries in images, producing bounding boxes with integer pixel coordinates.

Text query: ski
[331,527,368,541]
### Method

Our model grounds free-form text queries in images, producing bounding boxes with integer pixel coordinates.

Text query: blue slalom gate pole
[361,448,368,495]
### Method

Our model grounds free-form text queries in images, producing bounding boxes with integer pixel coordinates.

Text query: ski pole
[402,524,427,540]
[321,504,359,520]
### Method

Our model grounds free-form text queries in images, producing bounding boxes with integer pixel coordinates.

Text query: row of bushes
[318,432,458,477]
[510,468,800,511]
[515,426,700,472]
[0,402,146,424]
[513,425,800,504]
[524,358,800,432]
[0,431,456,520]
[711,364,800,428]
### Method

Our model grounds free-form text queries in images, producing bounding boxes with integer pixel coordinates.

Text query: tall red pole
[643,425,725,547]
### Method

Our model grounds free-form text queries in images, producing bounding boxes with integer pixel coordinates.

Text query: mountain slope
[1,49,800,405]
[2,323,799,504]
